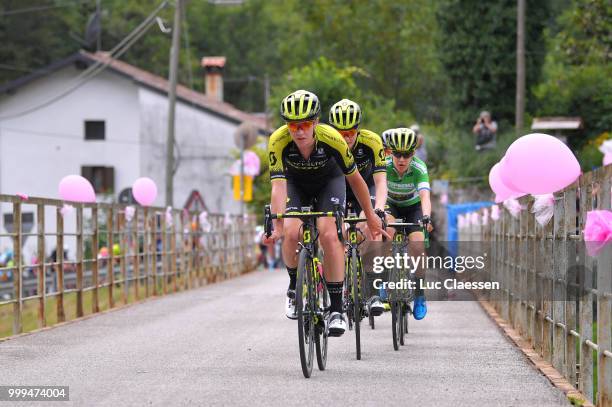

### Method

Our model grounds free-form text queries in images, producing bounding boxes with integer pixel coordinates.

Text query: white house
[0,51,267,260]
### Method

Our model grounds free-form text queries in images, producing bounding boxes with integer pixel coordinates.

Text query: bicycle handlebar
[263,204,344,241]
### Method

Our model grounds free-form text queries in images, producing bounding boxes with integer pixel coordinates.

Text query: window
[81,166,114,194]
[3,212,34,234]
[84,120,105,140]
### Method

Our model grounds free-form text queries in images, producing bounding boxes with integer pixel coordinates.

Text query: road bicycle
[385,219,429,351]
[264,204,343,378]
[343,214,367,360]
[343,208,386,359]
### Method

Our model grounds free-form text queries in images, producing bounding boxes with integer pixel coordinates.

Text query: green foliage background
[1,0,609,210]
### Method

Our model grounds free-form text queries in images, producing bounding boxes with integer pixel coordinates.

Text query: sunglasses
[287,120,315,132]
[392,151,414,159]
[338,129,358,138]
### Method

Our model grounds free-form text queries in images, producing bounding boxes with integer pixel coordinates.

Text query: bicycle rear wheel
[296,248,315,378]
[315,281,329,371]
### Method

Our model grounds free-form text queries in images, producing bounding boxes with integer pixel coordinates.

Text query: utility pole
[515,0,526,136]
[165,0,182,207]
[96,0,101,51]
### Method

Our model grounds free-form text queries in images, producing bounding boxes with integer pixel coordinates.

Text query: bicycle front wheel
[296,248,315,378]
[351,251,361,360]
[315,281,329,371]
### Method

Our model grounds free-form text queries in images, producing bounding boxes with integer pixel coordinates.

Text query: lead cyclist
[262,90,388,336]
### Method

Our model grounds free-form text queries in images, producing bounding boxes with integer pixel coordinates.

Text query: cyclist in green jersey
[384,128,433,320]
[328,99,387,316]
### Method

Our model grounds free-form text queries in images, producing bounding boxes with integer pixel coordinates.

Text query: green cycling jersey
[386,156,430,207]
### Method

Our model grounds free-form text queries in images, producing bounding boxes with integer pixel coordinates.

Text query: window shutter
[81,166,94,184]
[104,167,115,193]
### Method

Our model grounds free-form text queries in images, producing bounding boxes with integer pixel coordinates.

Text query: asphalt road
[1,268,571,406]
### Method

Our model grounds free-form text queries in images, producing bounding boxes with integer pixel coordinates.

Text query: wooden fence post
[12,201,22,335]
[564,185,578,387]
[92,206,99,314]
[596,166,612,407]
[56,206,65,323]
[37,204,46,328]
[76,204,84,318]
[578,171,594,400]
[133,208,140,300]
[552,192,567,374]
[143,207,150,298]
[107,206,114,308]
[117,210,127,305]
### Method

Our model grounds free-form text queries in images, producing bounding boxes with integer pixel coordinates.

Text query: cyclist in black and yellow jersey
[328,99,387,316]
[262,90,388,336]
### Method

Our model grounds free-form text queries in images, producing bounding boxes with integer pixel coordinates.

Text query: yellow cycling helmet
[280,90,321,121]
[329,99,362,130]
[387,128,418,153]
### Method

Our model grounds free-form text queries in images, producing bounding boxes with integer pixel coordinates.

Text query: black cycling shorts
[286,176,346,213]
[385,202,423,234]
[345,183,376,216]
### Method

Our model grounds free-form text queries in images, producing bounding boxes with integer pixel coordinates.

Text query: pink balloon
[489,162,524,203]
[58,175,96,202]
[243,151,261,176]
[500,133,580,194]
[498,156,524,192]
[604,152,612,166]
[132,177,157,206]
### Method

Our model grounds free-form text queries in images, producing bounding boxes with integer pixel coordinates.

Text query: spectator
[410,124,428,162]
[472,111,498,151]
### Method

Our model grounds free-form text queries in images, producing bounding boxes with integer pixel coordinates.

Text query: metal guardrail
[0,194,257,338]
[459,165,612,407]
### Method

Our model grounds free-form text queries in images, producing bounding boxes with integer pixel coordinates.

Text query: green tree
[0,0,84,84]
[287,0,448,123]
[270,56,410,132]
[534,0,611,151]
[436,0,550,126]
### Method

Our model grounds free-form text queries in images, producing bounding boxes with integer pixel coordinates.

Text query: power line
[0,0,169,120]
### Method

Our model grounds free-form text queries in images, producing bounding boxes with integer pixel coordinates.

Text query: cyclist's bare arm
[346,172,389,239]
[263,180,287,244]
[372,172,387,212]
[418,189,433,232]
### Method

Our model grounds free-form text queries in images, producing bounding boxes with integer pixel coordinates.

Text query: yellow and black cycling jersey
[350,129,386,186]
[268,123,357,184]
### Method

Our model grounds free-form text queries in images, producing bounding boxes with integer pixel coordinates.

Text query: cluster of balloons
[489,133,581,203]
[58,176,158,206]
